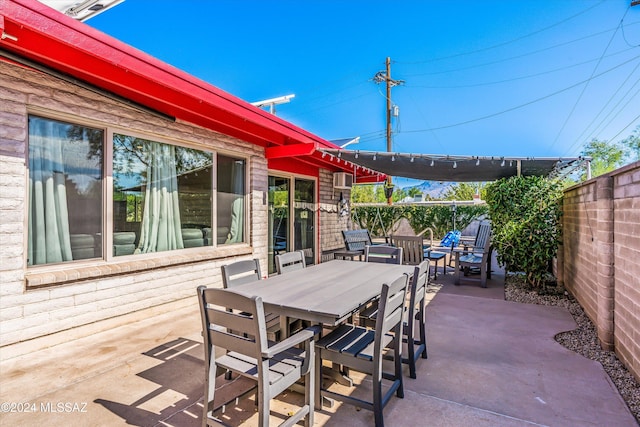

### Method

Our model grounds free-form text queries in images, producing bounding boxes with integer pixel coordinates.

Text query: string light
[501,158,506,167]
[373,153,377,160]
[354,151,359,159]
[410,156,414,162]
[430,159,434,167]
[391,155,395,161]
[453,161,457,169]
[337,151,341,158]
[509,160,513,167]
[476,158,480,166]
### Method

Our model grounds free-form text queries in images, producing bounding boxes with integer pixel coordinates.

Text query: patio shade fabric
[320,149,588,183]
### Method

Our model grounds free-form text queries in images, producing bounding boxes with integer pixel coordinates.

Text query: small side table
[425,250,446,279]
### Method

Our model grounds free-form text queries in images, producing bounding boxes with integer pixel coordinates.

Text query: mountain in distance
[400,180,453,198]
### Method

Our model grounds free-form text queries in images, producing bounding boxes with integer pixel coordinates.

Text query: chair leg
[406,324,417,379]
[305,366,314,427]
[257,385,270,427]
[315,351,323,408]
[419,309,428,359]
[373,375,384,427]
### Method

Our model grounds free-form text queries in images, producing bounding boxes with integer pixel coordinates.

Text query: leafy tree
[407,187,423,198]
[485,176,563,290]
[350,184,378,203]
[443,182,487,200]
[392,187,407,202]
[621,125,640,162]
[581,138,625,179]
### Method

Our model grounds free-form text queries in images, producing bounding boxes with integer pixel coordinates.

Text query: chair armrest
[453,246,484,254]
[262,325,321,359]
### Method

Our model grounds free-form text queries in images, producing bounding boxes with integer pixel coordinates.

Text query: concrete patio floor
[1,264,637,426]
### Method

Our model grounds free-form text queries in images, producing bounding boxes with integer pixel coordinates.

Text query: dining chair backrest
[342,229,373,252]
[391,235,424,265]
[376,273,409,347]
[198,286,317,427]
[221,259,261,288]
[473,222,491,250]
[275,250,306,274]
[365,245,403,264]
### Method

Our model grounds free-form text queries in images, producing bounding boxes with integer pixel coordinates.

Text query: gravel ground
[504,274,640,423]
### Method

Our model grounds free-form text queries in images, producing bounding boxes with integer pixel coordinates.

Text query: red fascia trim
[268,158,320,178]
[265,143,318,159]
[0,0,340,150]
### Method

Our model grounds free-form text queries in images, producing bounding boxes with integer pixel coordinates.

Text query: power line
[567,59,640,154]
[602,111,640,144]
[564,82,640,156]
[402,21,639,78]
[406,47,637,89]
[395,0,607,65]
[397,54,640,134]
[550,6,631,149]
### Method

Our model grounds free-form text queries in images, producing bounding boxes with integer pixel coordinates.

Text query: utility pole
[374,57,404,205]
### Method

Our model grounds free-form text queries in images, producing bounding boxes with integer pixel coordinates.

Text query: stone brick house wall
[0,60,266,359]
[318,169,351,261]
[561,161,640,381]
[0,57,367,360]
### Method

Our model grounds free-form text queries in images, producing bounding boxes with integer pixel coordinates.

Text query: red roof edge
[0,0,383,180]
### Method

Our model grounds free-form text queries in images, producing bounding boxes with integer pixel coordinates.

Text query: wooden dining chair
[359,261,429,379]
[315,273,409,427]
[275,250,306,274]
[391,235,424,266]
[274,250,308,332]
[198,286,320,427]
[365,245,403,264]
[404,260,429,379]
[221,259,280,341]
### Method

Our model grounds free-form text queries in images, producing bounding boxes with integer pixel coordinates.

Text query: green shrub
[351,204,488,240]
[485,176,563,289]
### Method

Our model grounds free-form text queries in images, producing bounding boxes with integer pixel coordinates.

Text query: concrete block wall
[0,61,266,358]
[562,161,640,381]
[612,164,640,380]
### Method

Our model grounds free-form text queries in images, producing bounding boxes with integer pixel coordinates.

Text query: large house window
[112,134,214,256]
[216,154,245,245]
[27,116,104,266]
[27,115,247,267]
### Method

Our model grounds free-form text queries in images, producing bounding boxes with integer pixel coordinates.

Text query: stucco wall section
[0,61,266,355]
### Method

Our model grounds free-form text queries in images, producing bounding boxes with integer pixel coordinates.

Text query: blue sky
[88,0,640,183]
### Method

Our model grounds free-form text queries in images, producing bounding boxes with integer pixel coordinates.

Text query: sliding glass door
[268,175,316,274]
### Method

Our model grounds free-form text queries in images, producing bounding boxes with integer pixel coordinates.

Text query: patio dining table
[230,260,413,327]
[229,259,413,408]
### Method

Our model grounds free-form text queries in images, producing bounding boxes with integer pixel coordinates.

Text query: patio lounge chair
[453,227,492,288]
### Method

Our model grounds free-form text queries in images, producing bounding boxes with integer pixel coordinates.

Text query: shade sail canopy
[320,149,589,183]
